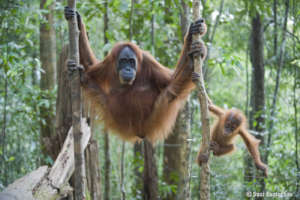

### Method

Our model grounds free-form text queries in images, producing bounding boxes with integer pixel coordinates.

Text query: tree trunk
[163,103,191,200]
[144,140,159,200]
[244,41,250,116]
[86,140,102,200]
[293,64,300,199]
[102,2,111,200]
[65,0,85,199]
[163,1,190,199]
[151,0,155,56]
[292,0,300,195]
[142,2,159,198]
[1,63,8,186]
[265,0,289,163]
[84,107,102,200]
[121,142,126,200]
[104,132,111,200]
[55,46,72,158]
[244,12,266,199]
[192,1,211,199]
[133,143,144,198]
[129,0,145,197]
[39,0,56,161]
[0,119,91,200]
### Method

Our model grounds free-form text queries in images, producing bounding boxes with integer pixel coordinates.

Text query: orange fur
[77,15,204,143]
[197,104,268,176]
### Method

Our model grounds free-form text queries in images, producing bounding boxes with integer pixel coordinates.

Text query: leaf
[219,63,225,75]
[8,156,15,162]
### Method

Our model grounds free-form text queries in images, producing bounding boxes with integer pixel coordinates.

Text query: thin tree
[151,0,155,56]
[292,0,300,195]
[163,1,191,199]
[133,142,143,197]
[206,0,224,82]
[130,0,144,198]
[103,128,111,200]
[55,45,72,157]
[86,139,102,200]
[103,2,111,200]
[293,60,300,199]
[1,0,9,185]
[244,11,266,199]
[65,0,85,199]
[144,139,159,200]
[265,0,289,163]
[84,96,102,199]
[40,0,56,161]
[120,141,126,200]
[143,2,159,199]
[192,1,211,199]
[245,40,250,116]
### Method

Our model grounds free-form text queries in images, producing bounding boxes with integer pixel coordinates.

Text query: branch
[192,1,210,199]
[209,0,224,43]
[65,0,86,199]
[286,30,300,43]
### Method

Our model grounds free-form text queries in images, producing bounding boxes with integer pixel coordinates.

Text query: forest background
[0,0,299,199]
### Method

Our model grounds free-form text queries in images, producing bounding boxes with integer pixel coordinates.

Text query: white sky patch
[211,10,234,23]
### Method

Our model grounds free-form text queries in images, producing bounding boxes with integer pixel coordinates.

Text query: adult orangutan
[64,7,207,143]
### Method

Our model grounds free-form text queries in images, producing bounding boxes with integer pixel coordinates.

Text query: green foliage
[159,179,178,199]
[0,0,46,188]
[0,0,300,199]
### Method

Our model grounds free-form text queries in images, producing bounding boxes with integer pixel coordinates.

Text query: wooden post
[192,1,211,199]
[65,0,86,199]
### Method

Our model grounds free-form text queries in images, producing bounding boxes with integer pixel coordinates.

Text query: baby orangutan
[197,104,268,177]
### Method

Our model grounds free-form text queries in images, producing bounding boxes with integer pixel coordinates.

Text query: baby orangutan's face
[224,112,242,135]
